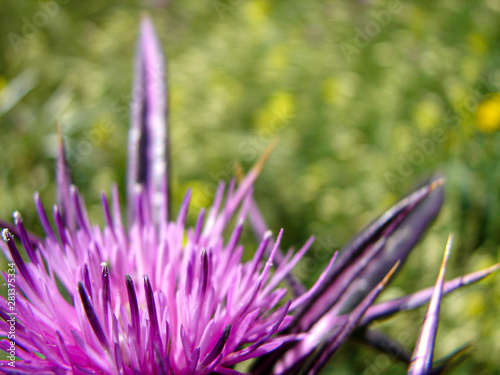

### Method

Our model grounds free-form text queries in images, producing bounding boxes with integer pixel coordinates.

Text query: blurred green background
[1,0,500,373]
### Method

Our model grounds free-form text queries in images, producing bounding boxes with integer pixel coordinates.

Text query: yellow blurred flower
[254,90,295,133]
[477,94,500,133]
[0,76,6,93]
[467,32,488,56]
[244,0,270,25]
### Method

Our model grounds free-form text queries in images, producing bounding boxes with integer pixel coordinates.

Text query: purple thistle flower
[0,16,498,375]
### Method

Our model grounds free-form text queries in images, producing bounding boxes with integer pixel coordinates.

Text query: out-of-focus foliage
[0,1,499,374]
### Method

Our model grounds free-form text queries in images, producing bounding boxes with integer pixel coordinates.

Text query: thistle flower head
[1,17,497,375]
